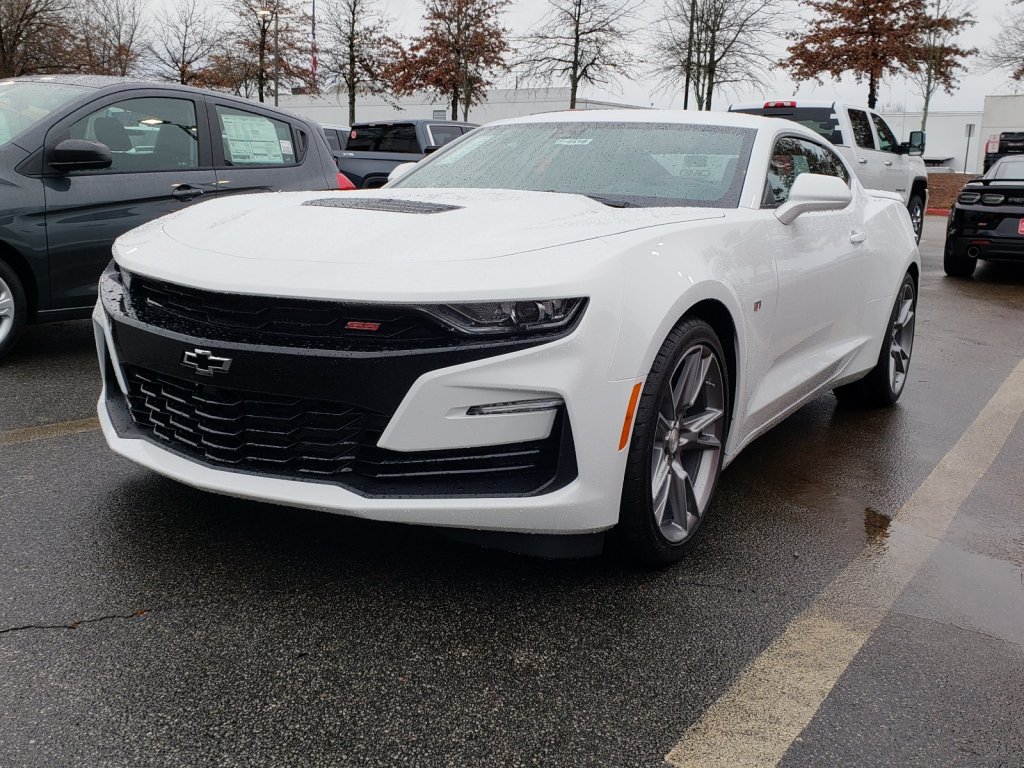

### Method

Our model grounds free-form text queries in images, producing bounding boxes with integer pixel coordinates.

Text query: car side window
[847,109,875,150]
[870,113,898,153]
[215,105,296,166]
[427,124,463,147]
[763,136,850,208]
[324,130,341,152]
[67,97,199,173]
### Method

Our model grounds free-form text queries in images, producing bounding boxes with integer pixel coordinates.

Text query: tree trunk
[683,0,695,109]
[451,90,459,121]
[569,13,581,109]
[867,70,877,109]
[258,29,266,103]
[348,34,357,124]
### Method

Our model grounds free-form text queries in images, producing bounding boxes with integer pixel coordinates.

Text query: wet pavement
[1,217,1022,767]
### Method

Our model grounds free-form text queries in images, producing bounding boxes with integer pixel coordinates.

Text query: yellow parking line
[0,417,100,448]
[665,357,1024,768]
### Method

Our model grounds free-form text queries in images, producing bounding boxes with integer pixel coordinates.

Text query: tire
[0,260,27,362]
[908,194,924,244]
[614,318,730,565]
[834,272,917,407]
[943,240,976,278]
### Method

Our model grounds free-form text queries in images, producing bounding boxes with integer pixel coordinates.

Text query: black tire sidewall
[0,260,27,359]
[616,319,730,565]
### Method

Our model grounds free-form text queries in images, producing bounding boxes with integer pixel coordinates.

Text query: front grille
[121,366,572,497]
[127,276,456,351]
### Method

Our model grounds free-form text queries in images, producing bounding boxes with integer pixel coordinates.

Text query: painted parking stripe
[0,417,100,448]
[665,356,1024,768]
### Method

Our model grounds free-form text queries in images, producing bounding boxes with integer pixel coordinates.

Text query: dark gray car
[0,75,342,360]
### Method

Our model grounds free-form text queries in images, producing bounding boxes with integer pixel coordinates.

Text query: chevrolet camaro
[94,111,920,563]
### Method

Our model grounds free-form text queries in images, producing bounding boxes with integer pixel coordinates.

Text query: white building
[279,87,643,127]
[879,109,984,173]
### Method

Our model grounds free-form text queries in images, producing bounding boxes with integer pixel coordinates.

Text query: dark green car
[0,75,341,360]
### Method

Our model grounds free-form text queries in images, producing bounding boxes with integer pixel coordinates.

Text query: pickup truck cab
[336,119,476,189]
[730,100,928,242]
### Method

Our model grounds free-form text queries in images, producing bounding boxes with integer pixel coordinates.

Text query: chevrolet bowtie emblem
[182,348,232,376]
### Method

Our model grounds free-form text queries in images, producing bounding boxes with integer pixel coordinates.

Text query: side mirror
[775,173,852,225]
[49,139,112,173]
[387,162,417,184]
[905,130,925,156]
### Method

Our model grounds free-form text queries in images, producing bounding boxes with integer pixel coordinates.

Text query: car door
[208,100,330,195]
[870,111,911,203]
[751,135,866,424]
[846,108,886,190]
[43,90,217,311]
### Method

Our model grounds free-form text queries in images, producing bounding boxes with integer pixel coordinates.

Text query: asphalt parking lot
[1,216,1022,767]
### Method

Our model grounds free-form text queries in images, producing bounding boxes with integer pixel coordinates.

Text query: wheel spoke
[672,348,709,411]
[652,460,671,525]
[0,295,12,318]
[891,342,907,375]
[668,460,691,530]
[896,303,913,329]
[680,407,723,436]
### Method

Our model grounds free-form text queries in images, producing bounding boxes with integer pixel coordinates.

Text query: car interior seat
[93,117,132,152]
[153,124,196,168]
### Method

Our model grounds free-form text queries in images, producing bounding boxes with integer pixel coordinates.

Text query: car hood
[149,188,724,265]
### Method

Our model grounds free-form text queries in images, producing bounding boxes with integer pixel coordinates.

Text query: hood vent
[302,198,463,214]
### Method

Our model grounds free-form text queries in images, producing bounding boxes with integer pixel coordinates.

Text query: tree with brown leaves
[785,0,970,109]
[320,0,400,124]
[981,0,1024,81]
[517,0,640,110]
[393,0,510,121]
[0,0,74,77]
[70,0,148,76]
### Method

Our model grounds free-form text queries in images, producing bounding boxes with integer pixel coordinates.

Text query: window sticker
[221,114,283,163]
[280,139,293,156]
[555,138,593,146]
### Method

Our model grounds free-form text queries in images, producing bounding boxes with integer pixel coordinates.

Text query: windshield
[988,158,1024,180]
[0,80,91,147]
[390,122,756,208]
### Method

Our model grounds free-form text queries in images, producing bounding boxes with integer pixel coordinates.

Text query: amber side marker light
[618,382,644,451]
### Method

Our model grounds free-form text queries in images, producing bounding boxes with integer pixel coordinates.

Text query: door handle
[850,230,867,244]
[857,158,868,164]
[884,160,893,167]
[172,185,205,201]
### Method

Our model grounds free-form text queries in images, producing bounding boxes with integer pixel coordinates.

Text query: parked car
[0,75,344,360]
[983,131,1024,172]
[319,122,350,166]
[729,100,928,242]
[336,119,475,188]
[95,110,919,564]
[944,155,1024,277]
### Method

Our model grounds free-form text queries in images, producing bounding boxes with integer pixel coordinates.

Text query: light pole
[256,8,280,106]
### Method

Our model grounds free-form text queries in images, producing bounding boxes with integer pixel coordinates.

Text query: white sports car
[94,110,919,563]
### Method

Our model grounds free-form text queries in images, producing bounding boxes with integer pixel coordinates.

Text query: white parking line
[665,357,1024,768]
[0,417,100,448]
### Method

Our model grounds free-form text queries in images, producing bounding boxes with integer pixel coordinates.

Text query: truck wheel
[907,194,924,244]
[943,240,976,278]
[0,260,27,362]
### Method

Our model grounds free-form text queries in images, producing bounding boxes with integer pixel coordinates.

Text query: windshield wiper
[583,194,631,208]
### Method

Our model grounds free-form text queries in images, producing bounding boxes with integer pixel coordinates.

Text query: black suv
[0,75,342,360]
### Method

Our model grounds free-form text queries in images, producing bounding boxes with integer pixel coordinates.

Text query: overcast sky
[370,0,1013,113]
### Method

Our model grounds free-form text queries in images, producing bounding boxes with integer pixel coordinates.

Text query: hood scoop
[302,198,463,214]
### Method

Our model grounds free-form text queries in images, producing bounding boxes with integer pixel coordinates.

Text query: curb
[926,208,949,216]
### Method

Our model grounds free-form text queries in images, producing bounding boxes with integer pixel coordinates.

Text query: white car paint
[96,109,920,536]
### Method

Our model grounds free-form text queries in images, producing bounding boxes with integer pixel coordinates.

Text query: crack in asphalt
[0,609,152,636]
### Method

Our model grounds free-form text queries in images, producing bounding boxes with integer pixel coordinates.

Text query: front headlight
[422,298,588,336]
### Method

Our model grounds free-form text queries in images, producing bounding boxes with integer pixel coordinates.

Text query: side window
[324,130,341,152]
[427,124,463,147]
[216,105,296,166]
[870,113,898,153]
[67,97,199,173]
[763,136,850,208]
[847,109,875,150]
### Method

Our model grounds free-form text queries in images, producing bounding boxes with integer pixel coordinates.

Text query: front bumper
[94,269,638,534]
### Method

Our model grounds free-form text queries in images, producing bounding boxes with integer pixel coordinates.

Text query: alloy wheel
[889,281,916,395]
[650,344,725,543]
[0,274,15,346]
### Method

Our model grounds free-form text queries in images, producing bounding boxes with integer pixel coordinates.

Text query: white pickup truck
[730,100,928,242]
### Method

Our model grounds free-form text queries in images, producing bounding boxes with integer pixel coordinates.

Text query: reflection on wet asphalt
[1,218,1022,767]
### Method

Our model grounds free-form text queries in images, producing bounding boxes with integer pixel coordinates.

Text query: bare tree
[319,0,399,124]
[72,0,149,76]
[149,0,222,85]
[516,0,640,110]
[652,0,782,110]
[906,0,975,131]
[981,0,1024,81]
[0,0,74,77]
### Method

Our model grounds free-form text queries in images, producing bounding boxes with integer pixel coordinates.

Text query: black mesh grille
[302,198,462,214]
[122,366,570,496]
[127,276,455,350]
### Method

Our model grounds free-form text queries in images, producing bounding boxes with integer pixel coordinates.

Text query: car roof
[351,119,476,127]
[489,108,824,139]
